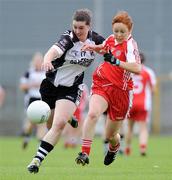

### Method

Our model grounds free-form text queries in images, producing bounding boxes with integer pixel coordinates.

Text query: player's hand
[104,55,120,66]
[30,82,41,88]
[81,44,94,51]
[41,61,54,72]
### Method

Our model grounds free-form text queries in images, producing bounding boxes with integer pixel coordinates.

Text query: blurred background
[0,0,172,135]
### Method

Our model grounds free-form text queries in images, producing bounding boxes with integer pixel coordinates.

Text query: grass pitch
[0,135,172,180]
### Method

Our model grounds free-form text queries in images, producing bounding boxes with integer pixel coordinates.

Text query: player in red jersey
[75,11,141,166]
[125,53,157,156]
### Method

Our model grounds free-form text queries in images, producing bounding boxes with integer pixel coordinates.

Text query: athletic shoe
[75,152,89,166]
[141,152,147,156]
[64,142,77,149]
[104,150,118,165]
[68,117,78,128]
[27,158,41,173]
[22,140,29,149]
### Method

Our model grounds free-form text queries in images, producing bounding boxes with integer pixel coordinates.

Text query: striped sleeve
[127,38,140,63]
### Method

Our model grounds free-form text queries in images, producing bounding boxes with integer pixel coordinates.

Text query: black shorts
[40,79,83,109]
[28,97,41,106]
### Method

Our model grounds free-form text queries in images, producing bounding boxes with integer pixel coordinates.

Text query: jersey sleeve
[126,39,140,63]
[54,31,74,53]
[20,71,29,84]
[102,35,113,52]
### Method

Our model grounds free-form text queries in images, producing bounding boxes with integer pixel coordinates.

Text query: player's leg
[118,123,125,154]
[36,123,47,140]
[104,117,122,165]
[46,109,54,129]
[68,116,78,128]
[63,121,80,148]
[27,100,76,173]
[22,97,40,149]
[64,110,84,148]
[101,112,109,155]
[22,120,35,149]
[75,94,108,166]
[139,120,148,156]
[125,119,135,155]
[63,124,77,148]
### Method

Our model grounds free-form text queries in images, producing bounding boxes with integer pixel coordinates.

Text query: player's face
[72,20,90,42]
[112,23,130,43]
[33,54,43,71]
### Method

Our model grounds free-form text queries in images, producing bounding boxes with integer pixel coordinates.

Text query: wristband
[116,59,120,66]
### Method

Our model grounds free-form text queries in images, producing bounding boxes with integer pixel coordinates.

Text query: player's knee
[106,133,120,143]
[87,111,99,122]
[52,118,66,131]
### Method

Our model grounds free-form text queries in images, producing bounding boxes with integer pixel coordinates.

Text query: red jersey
[95,34,140,90]
[131,65,156,111]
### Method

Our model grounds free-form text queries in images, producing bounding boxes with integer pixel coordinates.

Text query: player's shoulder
[127,35,138,45]
[61,30,71,36]
[142,65,156,79]
[23,69,31,78]
[143,65,155,74]
[107,34,114,39]
[105,34,114,41]
[90,31,105,44]
[56,30,75,49]
[60,30,74,40]
[91,31,102,37]
[104,34,115,45]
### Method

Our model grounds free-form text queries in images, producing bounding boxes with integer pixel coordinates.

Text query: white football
[27,100,50,124]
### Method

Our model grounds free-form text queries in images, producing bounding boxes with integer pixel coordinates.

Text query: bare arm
[19,82,41,91]
[43,46,63,71]
[119,61,141,74]
[81,44,105,54]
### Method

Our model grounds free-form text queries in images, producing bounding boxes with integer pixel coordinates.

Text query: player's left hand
[104,56,120,66]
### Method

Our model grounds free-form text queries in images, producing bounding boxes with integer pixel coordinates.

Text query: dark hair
[73,9,92,25]
[139,52,145,64]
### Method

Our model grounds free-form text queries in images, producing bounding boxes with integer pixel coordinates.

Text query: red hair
[112,11,133,31]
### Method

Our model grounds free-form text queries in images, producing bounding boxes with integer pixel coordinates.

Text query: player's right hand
[41,61,54,72]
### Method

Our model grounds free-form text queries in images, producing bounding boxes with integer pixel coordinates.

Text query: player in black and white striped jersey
[27,9,110,173]
[20,52,47,149]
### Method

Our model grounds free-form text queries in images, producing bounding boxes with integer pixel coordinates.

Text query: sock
[119,134,125,153]
[125,147,131,155]
[81,139,92,156]
[140,144,146,154]
[34,140,54,162]
[109,143,120,152]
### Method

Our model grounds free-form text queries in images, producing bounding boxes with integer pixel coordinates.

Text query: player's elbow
[133,63,142,74]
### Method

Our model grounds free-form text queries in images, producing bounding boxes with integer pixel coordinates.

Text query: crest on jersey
[115,50,121,57]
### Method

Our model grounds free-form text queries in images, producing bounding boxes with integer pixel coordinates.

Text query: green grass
[0,136,172,180]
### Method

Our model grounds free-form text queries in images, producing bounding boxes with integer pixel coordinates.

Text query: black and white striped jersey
[20,68,45,106]
[46,30,105,87]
